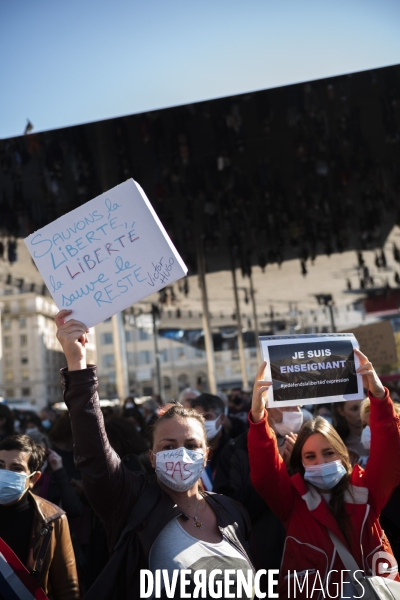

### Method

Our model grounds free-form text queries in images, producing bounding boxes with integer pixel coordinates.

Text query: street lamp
[315,294,336,333]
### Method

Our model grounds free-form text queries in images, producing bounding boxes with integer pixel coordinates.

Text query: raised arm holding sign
[248,352,400,599]
[258,333,365,408]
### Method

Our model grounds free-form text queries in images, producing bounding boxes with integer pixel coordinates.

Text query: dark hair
[150,403,208,448]
[0,404,15,436]
[289,416,353,544]
[123,406,146,429]
[332,402,350,441]
[191,393,225,417]
[0,434,46,473]
[48,411,72,445]
[105,417,149,457]
[25,429,50,450]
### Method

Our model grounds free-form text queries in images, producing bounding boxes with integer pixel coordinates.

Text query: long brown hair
[289,416,353,544]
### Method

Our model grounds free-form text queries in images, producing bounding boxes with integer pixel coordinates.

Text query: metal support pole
[152,305,163,397]
[328,303,336,333]
[249,273,262,365]
[231,266,249,390]
[196,242,217,394]
[112,313,129,399]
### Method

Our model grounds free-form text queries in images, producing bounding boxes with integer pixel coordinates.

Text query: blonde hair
[360,397,400,425]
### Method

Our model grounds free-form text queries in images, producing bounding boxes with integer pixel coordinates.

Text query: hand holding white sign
[259,334,363,407]
[251,361,272,423]
[354,348,385,399]
[55,309,88,371]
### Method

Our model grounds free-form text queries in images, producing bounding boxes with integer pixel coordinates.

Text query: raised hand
[354,348,385,399]
[55,309,89,371]
[251,361,273,423]
[47,448,63,472]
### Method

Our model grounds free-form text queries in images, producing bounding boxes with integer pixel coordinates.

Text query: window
[21,369,29,381]
[21,388,30,397]
[125,330,133,342]
[5,389,14,398]
[173,348,185,361]
[4,356,13,368]
[19,300,26,311]
[3,318,11,330]
[139,329,149,341]
[3,302,10,312]
[138,350,152,365]
[19,317,26,328]
[5,371,13,382]
[102,355,115,369]
[127,352,135,365]
[160,349,169,363]
[177,374,189,391]
[20,334,28,347]
[4,336,12,348]
[102,332,113,345]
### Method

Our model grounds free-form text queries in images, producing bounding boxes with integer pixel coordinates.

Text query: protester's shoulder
[224,431,249,454]
[30,492,65,523]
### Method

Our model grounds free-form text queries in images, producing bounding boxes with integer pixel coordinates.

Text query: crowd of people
[0,309,399,599]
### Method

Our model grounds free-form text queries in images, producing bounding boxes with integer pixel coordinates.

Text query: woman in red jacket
[248,349,400,600]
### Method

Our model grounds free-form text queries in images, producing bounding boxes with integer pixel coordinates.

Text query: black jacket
[213,431,286,573]
[61,366,254,600]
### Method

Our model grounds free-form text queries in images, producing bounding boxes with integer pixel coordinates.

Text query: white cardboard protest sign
[24,179,187,328]
[260,333,364,407]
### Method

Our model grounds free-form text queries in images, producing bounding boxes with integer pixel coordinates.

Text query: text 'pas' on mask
[152,447,206,492]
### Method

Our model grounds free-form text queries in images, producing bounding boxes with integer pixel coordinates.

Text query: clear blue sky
[1,0,400,139]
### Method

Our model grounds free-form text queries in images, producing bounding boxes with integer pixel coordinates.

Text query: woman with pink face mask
[54,310,255,600]
[248,349,400,599]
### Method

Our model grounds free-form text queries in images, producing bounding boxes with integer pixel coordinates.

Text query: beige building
[94,301,381,402]
[94,316,212,400]
[0,291,96,410]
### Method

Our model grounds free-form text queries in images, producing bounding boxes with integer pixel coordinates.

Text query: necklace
[179,497,204,529]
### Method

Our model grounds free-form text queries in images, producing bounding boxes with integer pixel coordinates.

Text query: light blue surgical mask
[0,470,35,505]
[303,460,346,490]
[41,419,52,430]
[361,425,371,450]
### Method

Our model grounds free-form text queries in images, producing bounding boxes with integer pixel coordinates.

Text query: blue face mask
[41,419,52,430]
[0,470,34,505]
[303,460,346,490]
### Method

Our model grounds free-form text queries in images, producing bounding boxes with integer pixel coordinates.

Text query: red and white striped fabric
[0,538,48,600]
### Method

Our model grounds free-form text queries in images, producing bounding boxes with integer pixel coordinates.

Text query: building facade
[0,291,96,409]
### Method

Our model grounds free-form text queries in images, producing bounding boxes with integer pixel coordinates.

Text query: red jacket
[248,389,400,600]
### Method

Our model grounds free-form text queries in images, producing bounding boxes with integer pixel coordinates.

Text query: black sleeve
[213,432,274,524]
